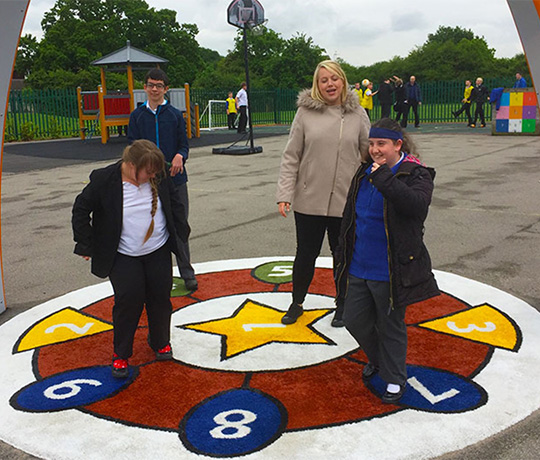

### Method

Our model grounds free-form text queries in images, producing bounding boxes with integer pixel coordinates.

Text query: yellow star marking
[15,307,113,353]
[418,304,520,351]
[182,299,333,359]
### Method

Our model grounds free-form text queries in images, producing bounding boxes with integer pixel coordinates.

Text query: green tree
[25,0,204,89]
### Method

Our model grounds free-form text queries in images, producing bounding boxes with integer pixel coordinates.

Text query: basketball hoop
[227,0,265,30]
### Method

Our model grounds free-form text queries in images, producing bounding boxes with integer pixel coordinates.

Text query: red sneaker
[156,344,173,361]
[111,354,129,378]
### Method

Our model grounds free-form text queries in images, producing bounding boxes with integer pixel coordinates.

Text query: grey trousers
[174,182,195,280]
[343,275,408,386]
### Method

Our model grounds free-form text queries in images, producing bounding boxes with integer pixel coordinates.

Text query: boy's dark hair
[145,68,169,86]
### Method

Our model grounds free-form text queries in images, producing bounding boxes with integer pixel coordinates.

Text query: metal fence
[4,78,518,141]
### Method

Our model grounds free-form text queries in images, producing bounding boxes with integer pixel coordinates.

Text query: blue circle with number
[10,366,136,412]
[180,388,287,457]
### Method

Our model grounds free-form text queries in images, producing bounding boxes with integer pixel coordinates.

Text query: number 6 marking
[210,409,257,439]
[446,321,496,333]
[43,379,102,400]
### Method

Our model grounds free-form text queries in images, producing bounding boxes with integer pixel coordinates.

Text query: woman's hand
[278,202,290,218]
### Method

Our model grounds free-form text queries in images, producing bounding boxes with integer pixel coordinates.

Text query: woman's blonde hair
[311,60,349,105]
[122,140,166,243]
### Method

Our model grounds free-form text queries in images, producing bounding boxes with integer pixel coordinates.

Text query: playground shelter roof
[91,40,168,66]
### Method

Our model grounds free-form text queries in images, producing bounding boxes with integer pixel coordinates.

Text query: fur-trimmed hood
[296,88,361,113]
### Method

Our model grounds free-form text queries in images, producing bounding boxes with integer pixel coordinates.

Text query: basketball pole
[243,27,255,151]
[0,0,31,314]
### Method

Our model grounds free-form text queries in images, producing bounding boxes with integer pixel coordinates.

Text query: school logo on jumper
[1,257,540,460]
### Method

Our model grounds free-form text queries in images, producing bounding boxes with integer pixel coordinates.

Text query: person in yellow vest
[452,80,473,127]
[361,81,378,119]
[353,82,363,105]
[226,91,237,130]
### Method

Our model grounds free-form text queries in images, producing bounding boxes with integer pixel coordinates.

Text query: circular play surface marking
[1,257,540,460]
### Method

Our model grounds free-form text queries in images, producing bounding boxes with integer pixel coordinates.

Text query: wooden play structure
[77,41,199,143]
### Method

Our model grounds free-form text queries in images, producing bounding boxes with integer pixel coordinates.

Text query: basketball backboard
[227,0,265,29]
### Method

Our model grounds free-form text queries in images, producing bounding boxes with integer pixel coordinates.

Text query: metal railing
[4,78,519,141]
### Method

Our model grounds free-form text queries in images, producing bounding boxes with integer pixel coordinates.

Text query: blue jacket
[513,77,527,88]
[405,82,422,102]
[128,102,189,185]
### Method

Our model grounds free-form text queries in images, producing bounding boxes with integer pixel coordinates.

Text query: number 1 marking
[243,323,286,332]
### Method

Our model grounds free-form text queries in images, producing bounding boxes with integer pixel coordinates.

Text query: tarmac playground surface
[1,123,539,459]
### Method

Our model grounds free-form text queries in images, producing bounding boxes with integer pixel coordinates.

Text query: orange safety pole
[98,85,108,144]
[77,87,85,140]
[127,64,135,112]
[184,83,192,139]
[194,103,200,138]
[100,67,107,94]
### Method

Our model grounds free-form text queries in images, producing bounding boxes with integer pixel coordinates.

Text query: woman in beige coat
[276,60,370,327]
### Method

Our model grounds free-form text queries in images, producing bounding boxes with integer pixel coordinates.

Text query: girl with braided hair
[72,139,190,378]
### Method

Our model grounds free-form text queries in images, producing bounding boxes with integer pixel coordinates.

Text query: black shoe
[281,303,303,324]
[382,384,406,404]
[331,317,345,328]
[185,278,198,291]
[452,111,457,117]
[362,363,379,381]
[480,124,486,128]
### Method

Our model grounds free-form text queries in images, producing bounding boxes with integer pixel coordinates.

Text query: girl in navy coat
[335,118,439,403]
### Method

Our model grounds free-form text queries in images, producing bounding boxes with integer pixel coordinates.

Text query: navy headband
[369,127,403,141]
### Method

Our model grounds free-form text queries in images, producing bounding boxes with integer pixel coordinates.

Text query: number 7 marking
[407,377,460,404]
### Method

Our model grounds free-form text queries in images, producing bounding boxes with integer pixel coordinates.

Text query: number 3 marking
[210,409,257,439]
[446,321,496,333]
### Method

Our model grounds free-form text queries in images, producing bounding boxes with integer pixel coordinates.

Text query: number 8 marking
[210,409,257,439]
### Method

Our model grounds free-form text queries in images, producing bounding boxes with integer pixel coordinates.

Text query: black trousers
[473,103,486,125]
[109,243,173,358]
[380,103,392,119]
[454,103,472,125]
[227,112,236,129]
[173,182,195,280]
[237,106,248,133]
[344,275,408,386]
[403,100,420,127]
[292,212,341,306]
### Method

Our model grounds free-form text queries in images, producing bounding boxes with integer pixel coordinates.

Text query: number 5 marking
[268,265,292,277]
[446,321,496,333]
[210,409,257,439]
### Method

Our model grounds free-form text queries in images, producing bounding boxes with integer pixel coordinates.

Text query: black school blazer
[72,161,190,278]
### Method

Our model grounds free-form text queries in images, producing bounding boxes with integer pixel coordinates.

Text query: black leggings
[292,212,342,305]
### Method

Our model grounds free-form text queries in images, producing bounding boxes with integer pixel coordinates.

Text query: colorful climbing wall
[495,89,539,134]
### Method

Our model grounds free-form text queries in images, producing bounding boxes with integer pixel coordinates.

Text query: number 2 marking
[210,409,257,439]
[45,323,95,335]
[446,321,496,333]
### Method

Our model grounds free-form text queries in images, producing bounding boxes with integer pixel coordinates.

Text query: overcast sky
[22,0,524,67]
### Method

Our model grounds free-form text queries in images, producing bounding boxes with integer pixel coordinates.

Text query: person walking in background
[236,82,248,134]
[377,77,394,119]
[361,81,378,119]
[392,77,407,126]
[226,91,237,130]
[335,118,439,403]
[452,79,474,127]
[470,77,489,128]
[72,140,190,378]
[403,75,422,128]
[128,68,198,292]
[276,60,370,328]
[353,82,363,105]
[513,72,527,88]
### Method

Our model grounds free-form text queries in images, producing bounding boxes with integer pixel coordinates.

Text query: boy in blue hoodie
[128,69,198,291]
